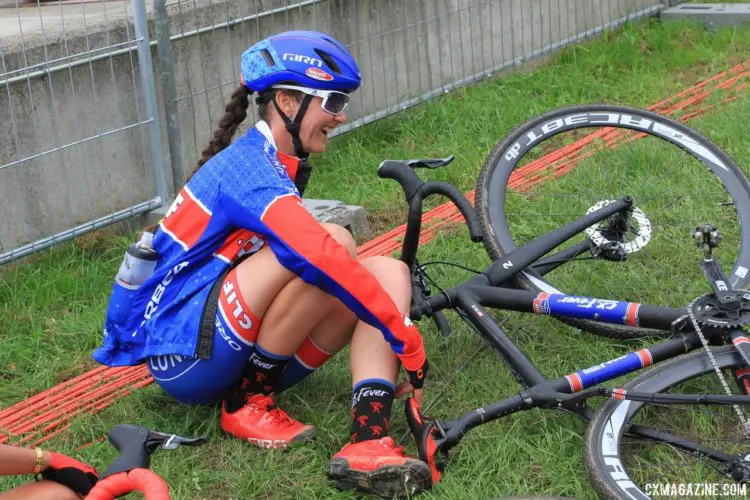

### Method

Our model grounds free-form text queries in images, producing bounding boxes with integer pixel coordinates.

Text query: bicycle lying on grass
[384,105,750,498]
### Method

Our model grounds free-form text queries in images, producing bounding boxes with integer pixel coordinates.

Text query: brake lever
[410,263,431,321]
[101,425,205,479]
[407,156,455,169]
[144,431,206,453]
[412,264,452,336]
[405,398,443,487]
[145,431,206,453]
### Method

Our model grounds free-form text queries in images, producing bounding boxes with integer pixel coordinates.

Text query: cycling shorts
[147,267,260,404]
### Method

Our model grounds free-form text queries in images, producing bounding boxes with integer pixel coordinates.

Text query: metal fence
[1,0,669,266]
[0,0,166,266]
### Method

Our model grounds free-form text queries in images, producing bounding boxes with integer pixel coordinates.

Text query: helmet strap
[272,93,314,195]
[293,160,313,197]
[272,93,313,160]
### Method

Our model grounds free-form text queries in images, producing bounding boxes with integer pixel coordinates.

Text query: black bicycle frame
[416,231,740,456]
[423,285,743,460]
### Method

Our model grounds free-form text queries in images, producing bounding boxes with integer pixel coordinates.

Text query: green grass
[2,18,750,499]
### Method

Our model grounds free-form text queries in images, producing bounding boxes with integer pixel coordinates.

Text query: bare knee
[360,255,410,282]
[358,256,411,312]
[321,223,356,258]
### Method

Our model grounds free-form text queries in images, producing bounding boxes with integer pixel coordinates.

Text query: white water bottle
[107,232,158,327]
[115,231,158,288]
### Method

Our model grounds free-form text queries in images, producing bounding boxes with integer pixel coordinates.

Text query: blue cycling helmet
[240,30,361,93]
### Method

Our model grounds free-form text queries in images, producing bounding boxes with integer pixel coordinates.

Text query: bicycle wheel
[584,345,749,499]
[476,104,750,339]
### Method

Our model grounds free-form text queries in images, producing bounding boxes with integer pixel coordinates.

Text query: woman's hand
[40,452,98,496]
[0,445,97,499]
[396,381,423,407]
[396,358,429,407]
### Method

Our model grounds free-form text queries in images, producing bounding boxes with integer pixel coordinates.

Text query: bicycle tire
[583,345,747,499]
[476,104,750,339]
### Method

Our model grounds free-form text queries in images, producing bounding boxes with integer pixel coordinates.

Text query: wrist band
[31,447,43,475]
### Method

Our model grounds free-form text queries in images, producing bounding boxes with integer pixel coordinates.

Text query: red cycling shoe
[326,437,432,498]
[220,393,315,449]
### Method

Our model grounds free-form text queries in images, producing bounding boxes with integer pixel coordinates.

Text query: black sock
[350,379,395,443]
[225,346,291,413]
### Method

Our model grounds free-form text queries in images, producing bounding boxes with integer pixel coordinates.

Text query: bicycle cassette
[691,292,750,329]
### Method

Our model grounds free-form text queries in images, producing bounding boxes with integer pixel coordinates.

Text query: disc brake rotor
[585,199,652,255]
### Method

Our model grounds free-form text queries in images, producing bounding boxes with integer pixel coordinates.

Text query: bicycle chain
[686,295,750,437]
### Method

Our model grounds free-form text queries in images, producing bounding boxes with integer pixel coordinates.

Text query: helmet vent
[322,36,348,53]
[260,49,275,67]
[314,49,341,74]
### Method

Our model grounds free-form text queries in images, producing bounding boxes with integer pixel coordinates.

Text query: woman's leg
[327,256,432,496]
[277,292,357,392]
[348,256,407,440]
[348,256,409,382]
[228,223,357,396]
[221,224,359,447]
[148,224,357,407]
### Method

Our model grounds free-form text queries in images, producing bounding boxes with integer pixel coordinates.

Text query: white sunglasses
[272,84,350,116]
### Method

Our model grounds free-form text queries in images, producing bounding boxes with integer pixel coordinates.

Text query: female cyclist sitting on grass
[93,30,432,497]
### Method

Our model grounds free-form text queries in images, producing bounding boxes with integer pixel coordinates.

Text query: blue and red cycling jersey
[93,122,425,372]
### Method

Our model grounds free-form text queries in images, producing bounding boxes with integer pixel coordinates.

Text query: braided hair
[186,86,251,182]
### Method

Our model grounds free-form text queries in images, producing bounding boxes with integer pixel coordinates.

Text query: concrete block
[137,204,170,231]
[661,3,750,28]
[134,199,372,242]
[303,199,372,242]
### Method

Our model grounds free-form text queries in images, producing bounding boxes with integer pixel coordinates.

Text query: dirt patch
[366,208,407,240]
[0,363,17,381]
